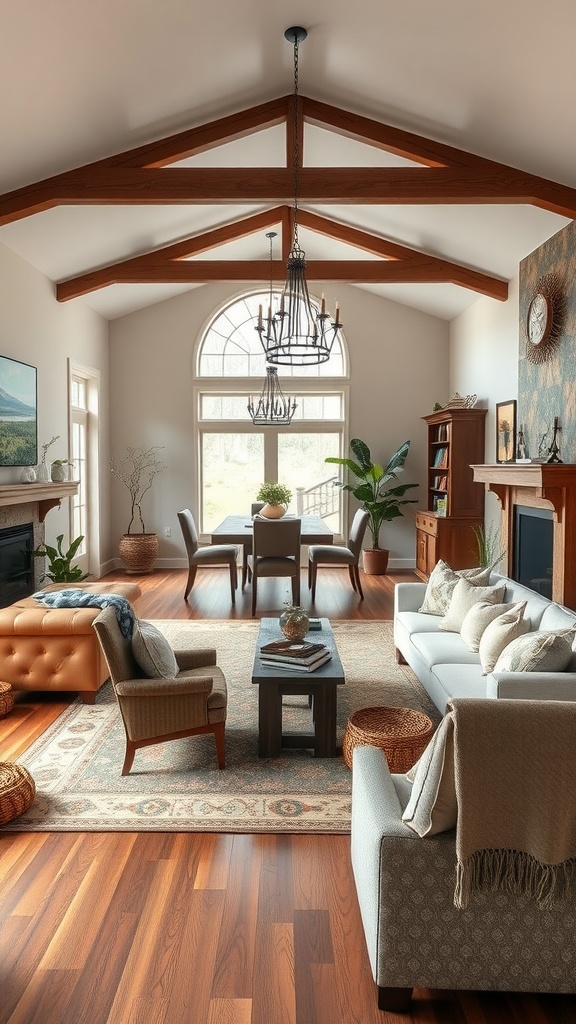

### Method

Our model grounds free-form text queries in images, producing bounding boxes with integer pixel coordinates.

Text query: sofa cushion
[460,600,522,652]
[478,604,530,674]
[439,578,507,633]
[431,662,488,701]
[411,630,481,667]
[132,620,179,678]
[401,713,457,836]
[418,560,491,615]
[494,629,576,673]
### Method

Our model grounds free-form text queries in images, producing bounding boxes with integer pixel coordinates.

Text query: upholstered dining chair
[241,502,266,589]
[248,517,302,616]
[177,508,239,604]
[93,607,227,774]
[308,508,370,601]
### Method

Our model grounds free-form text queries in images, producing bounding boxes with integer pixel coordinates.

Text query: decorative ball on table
[279,604,310,640]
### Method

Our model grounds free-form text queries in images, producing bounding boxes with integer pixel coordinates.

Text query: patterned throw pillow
[438,577,506,633]
[494,629,576,673]
[418,560,491,615]
[478,605,531,674]
[132,620,179,678]
[460,600,524,652]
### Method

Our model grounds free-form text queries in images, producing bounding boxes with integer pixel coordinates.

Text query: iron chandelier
[249,231,297,426]
[255,26,342,366]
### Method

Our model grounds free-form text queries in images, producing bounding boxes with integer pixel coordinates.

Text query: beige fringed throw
[449,697,576,909]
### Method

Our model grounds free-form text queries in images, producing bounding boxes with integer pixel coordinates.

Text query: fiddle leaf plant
[31,534,87,583]
[326,438,419,550]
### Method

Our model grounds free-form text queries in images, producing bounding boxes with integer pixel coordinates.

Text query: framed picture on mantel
[496,399,516,463]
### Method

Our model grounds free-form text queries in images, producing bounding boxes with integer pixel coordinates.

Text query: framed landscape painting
[496,399,516,463]
[0,355,38,466]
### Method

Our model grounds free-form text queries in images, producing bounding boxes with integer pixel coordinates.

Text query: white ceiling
[1,0,574,322]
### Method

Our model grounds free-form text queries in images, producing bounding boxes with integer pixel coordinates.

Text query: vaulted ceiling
[1,0,575,322]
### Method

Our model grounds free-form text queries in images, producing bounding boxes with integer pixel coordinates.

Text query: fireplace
[512,505,553,598]
[0,522,34,607]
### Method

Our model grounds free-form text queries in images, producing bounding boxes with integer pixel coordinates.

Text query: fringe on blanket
[454,849,576,910]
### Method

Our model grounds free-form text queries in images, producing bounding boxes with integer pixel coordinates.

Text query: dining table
[211,514,334,589]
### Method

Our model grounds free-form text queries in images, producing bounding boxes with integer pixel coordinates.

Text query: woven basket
[0,681,14,718]
[0,763,36,826]
[343,705,434,772]
[118,533,159,574]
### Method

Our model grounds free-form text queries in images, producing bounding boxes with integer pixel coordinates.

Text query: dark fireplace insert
[512,504,553,599]
[0,523,35,608]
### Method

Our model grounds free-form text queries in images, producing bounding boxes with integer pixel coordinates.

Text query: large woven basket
[0,681,14,718]
[0,763,36,826]
[343,705,434,772]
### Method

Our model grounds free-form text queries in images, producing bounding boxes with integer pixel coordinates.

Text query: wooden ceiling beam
[57,257,507,302]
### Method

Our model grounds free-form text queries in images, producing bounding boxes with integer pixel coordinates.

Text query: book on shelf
[260,639,325,658]
[260,652,332,673]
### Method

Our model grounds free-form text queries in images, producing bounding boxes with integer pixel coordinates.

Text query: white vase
[35,462,50,483]
[51,462,67,482]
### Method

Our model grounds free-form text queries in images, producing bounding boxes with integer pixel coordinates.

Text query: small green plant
[32,534,87,583]
[256,482,292,507]
[471,523,506,571]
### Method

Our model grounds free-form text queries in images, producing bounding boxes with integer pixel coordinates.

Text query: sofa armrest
[487,671,576,701]
[394,581,428,616]
[175,648,217,670]
[115,675,214,698]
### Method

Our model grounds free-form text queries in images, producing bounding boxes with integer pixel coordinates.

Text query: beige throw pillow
[402,714,457,837]
[418,559,491,615]
[494,629,576,673]
[478,604,530,674]
[132,620,179,678]
[439,577,506,633]
[460,600,525,652]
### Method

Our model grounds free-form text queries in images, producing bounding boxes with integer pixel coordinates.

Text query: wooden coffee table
[251,617,345,758]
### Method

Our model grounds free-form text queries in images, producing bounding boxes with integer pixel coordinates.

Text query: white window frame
[68,360,101,577]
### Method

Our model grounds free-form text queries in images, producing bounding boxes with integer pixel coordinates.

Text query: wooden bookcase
[415,407,487,580]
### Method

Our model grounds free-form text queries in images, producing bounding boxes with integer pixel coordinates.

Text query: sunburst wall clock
[525,272,566,364]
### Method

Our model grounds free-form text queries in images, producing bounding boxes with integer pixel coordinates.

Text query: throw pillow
[460,600,522,652]
[439,577,506,633]
[402,714,457,837]
[132,620,179,678]
[418,559,491,615]
[494,629,576,673]
[478,604,530,674]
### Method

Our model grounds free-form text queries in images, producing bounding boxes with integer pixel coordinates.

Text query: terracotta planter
[118,533,158,574]
[363,548,390,575]
[260,503,287,519]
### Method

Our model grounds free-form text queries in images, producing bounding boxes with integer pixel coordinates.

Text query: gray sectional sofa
[394,573,576,713]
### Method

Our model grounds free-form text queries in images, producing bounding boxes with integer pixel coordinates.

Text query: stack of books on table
[259,638,332,672]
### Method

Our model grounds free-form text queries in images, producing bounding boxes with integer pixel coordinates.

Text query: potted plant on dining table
[255,482,292,519]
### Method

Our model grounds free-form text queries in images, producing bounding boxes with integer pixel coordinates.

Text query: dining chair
[308,508,370,601]
[177,508,239,604]
[248,517,302,616]
[242,502,266,589]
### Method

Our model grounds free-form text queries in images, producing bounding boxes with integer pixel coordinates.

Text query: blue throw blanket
[33,589,136,638]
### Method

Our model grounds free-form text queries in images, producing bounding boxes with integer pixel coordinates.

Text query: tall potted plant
[326,438,419,574]
[110,445,165,574]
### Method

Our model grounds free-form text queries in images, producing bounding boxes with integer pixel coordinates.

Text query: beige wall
[0,241,111,560]
[109,281,450,568]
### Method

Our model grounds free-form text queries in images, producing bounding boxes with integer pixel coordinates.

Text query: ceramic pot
[279,606,310,640]
[51,462,67,482]
[260,503,286,519]
[118,533,159,574]
[363,548,390,575]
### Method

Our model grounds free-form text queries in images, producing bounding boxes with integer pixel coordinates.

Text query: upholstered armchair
[351,698,576,1012]
[93,607,227,774]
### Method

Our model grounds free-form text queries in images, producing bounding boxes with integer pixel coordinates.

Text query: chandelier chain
[292,35,300,247]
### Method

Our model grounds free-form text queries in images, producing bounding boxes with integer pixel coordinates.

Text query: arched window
[195,290,348,538]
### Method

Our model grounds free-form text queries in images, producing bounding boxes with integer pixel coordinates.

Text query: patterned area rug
[9,620,440,834]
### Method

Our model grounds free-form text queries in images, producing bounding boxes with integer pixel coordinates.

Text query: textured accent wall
[518,219,576,462]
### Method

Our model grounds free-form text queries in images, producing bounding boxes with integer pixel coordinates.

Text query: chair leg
[213,722,226,769]
[242,546,249,590]
[292,575,300,605]
[310,562,317,602]
[184,565,197,601]
[121,740,137,776]
[251,574,258,616]
[348,564,358,593]
[377,986,413,1013]
[229,561,237,604]
[354,564,364,600]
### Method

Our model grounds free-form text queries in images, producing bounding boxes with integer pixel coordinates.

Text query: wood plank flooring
[0,567,575,1023]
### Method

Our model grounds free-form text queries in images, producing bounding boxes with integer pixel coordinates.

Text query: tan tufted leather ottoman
[0,582,141,704]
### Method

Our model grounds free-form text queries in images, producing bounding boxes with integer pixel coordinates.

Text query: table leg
[257,683,282,757]
[312,684,337,757]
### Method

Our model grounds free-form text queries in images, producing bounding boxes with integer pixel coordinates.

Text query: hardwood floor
[0,568,574,1023]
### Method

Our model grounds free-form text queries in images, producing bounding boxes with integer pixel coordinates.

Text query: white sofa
[394,573,576,713]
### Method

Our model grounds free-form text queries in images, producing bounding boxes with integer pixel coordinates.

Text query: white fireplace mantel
[0,481,79,522]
